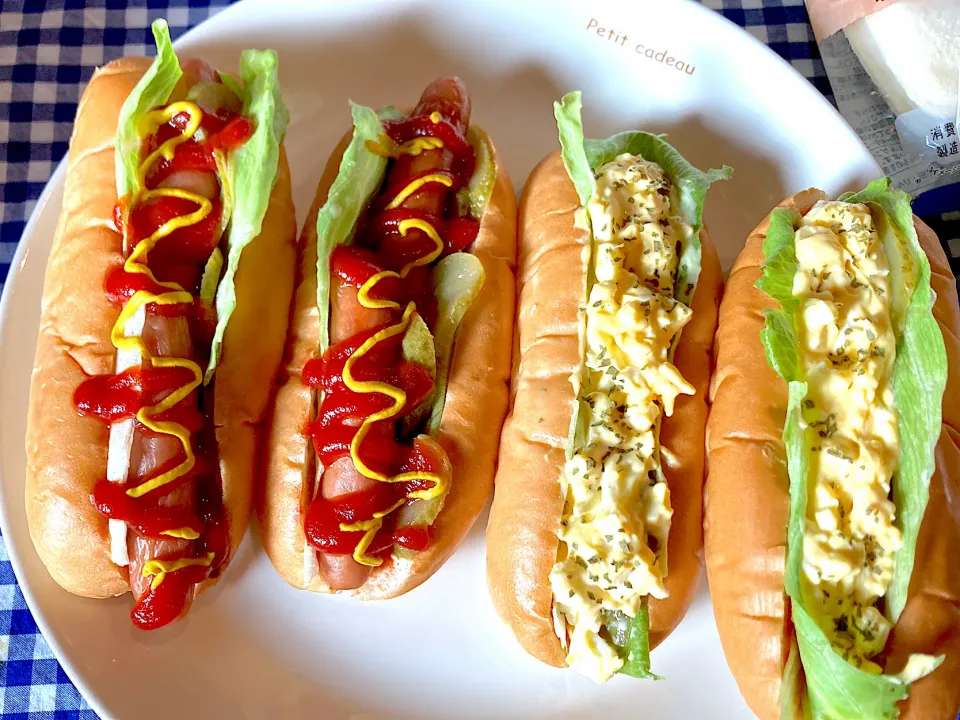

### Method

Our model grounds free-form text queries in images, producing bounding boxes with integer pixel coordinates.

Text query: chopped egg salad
[793,201,902,672]
[549,155,695,682]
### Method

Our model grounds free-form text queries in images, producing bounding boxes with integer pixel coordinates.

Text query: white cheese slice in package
[846,0,959,118]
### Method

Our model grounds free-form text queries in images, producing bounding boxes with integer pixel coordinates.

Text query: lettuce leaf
[757,209,803,383]
[313,103,398,353]
[598,604,660,680]
[553,92,596,208]
[554,90,731,306]
[619,599,660,679]
[773,295,916,720]
[553,93,599,467]
[756,181,946,719]
[112,23,289,381]
[205,49,289,381]
[553,90,729,679]
[114,19,182,201]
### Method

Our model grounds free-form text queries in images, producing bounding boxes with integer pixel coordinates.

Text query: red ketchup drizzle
[75,90,252,630]
[360,209,478,269]
[302,90,483,564]
[75,366,198,422]
[382,115,476,186]
[122,462,228,630]
[131,563,208,631]
[91,479,202,540]
[207,116,254,153]
[301,251,443,558]
[302,435,446,558]
[444,217,480,254]
[305,325,435,470]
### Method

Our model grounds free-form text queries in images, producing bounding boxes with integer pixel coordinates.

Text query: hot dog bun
[486,150,723,666]
[703,189,960,719]
[260,127,516,599]
[24,56,297,599]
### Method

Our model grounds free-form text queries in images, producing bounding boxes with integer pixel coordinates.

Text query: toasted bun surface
[704,188,824,716]
[260,128,516,599]
[703,189,960,719]
[485,150,723,667]
[24,57,297,599]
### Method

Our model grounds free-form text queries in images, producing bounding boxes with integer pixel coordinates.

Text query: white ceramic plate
[0,0,881,718]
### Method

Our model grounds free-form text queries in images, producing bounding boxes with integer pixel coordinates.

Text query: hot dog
[704,184,960,718]
[24,20,296,629]
[485,92,729,681]
[260,77,516,598]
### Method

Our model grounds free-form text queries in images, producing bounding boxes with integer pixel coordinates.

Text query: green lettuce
[112,21,289,381]
[554,90,728,678]
[757,181,947,719]
[621,600,660,679]
[757,208,803,382]
[598,603,660,680]
[554,92,597,210]
[206,48,289,380]
[313,103,396,353]
[115,19,182,200]
[583,134,729,307]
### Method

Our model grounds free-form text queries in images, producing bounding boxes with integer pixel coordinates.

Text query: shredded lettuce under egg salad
[757,179,947,720]
[114,19,289,383]
[552,91,730,681]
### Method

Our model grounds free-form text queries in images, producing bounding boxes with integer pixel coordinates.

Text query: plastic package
[806,0,960,285]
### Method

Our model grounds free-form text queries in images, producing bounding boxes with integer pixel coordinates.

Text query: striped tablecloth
[0,1,833,716]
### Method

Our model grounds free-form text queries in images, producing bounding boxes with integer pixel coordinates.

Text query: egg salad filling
[549,155,695,682]
[793,200,902,672]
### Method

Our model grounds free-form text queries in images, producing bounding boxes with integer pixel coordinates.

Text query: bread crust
[24,56,297,599]
[259,127,516,599]
[485,150,723,668]
[703,189,960,719]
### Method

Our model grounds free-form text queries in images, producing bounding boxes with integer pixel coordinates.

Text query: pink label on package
[805,0,903,41]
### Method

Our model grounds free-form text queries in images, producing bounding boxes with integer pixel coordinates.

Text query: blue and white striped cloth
[0,1,846,717]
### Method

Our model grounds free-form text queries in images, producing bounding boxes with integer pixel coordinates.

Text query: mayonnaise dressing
[550,155,694,682]
[793,200,901,672]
